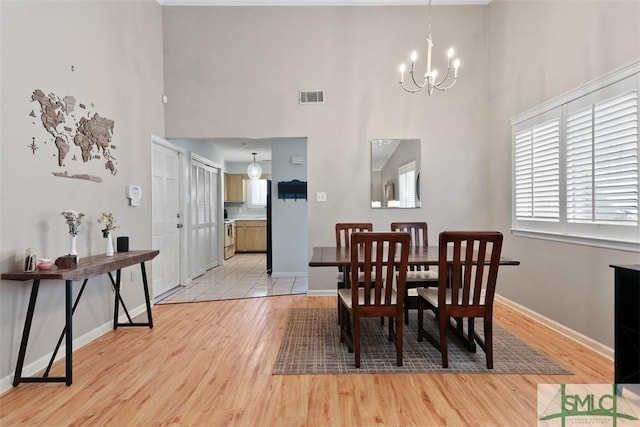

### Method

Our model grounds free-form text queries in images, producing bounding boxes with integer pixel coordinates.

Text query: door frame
[151,135,190,289]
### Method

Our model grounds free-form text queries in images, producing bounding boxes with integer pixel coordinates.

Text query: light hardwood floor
[0,296,612,426]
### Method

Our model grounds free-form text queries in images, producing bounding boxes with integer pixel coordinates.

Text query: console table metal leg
[65,279,73,386]
[45,279,88,378]
[110,264,153,329]
[140,262,153,328]
[13,279,40,386]
[113,270,121,330]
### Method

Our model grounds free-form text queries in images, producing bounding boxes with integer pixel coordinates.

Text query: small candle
[399,64,406,83]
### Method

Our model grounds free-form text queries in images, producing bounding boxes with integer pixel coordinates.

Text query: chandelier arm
[400,82,427,93]
[409,71,428,89]
[432,65,453,87]
[432,78,457,91]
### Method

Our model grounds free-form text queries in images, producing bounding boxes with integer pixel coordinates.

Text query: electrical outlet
[131,271,138,282]
[317,192,327,202]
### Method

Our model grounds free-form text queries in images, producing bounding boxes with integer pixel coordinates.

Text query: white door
[190,156,220,278]
[151,138,182,297]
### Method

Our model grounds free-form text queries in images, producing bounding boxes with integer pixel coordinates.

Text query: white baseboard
[0,303,149,396]
[270,272,308,278]
[306,289,337,297]
[495,295,614,360]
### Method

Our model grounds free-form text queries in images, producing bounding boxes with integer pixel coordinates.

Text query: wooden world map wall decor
[29,89,116,183]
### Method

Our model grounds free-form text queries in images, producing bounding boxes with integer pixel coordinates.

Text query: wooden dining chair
[417,231,503,369]
[338,231,410,368]
[390,222,438,325]
[335,223,373,323]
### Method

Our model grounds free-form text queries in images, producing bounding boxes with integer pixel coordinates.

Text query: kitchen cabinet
[224,174,245,202]
[235,220,267,252]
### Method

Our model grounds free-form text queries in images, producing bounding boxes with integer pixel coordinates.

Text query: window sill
[511,229,640,253]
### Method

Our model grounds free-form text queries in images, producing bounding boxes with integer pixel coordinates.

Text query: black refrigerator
[266,180,272,274]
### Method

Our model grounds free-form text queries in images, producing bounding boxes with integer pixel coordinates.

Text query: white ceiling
[159,0,490,5]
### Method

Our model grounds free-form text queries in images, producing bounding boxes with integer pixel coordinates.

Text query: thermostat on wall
[127,185,142,206]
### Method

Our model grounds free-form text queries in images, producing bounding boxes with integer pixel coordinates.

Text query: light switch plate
[316,192,327,202]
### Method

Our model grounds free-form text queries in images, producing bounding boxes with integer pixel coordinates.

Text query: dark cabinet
[610,264,640,388]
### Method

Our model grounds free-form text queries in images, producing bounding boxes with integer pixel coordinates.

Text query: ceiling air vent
[299,90,324,104]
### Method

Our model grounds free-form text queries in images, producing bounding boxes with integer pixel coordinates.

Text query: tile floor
[156,253,307,304]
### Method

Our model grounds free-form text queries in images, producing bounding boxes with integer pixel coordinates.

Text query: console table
[610,264,640,389]
[1,249,159,386]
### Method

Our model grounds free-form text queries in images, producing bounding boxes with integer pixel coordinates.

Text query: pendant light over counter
[247,152,262,180]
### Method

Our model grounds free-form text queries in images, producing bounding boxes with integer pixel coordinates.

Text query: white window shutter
[515,119,560,221]
[567,90,638,225]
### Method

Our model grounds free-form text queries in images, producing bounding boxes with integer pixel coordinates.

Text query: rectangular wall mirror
[371,139,421,209]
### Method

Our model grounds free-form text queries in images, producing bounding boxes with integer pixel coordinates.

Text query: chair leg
[338,302,344,343]
[467,317,477,353]
[404,288,409,325]
[354,315,361,368]
[396,312,403,366]
[417,297,424,342]
[485,317,493,369]
[439,312,449,368]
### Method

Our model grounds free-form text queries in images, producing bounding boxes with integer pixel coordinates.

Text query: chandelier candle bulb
[399,64,405,83]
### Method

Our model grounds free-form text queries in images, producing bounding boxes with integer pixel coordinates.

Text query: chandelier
[247,152,262,180]
[398,0,460,95]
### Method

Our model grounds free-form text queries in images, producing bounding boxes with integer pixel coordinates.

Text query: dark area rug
[273,308,572,375]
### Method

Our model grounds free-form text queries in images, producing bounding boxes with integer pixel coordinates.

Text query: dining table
[310,245,520,267]
[309,245,520,287]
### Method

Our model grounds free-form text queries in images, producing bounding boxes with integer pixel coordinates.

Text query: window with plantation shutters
[512,62,639,251]
[514,119,560,221]
[566,89,638,225]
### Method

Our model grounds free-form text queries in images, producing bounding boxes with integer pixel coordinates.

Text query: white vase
[105,232,114,256]
[69,235,78,257]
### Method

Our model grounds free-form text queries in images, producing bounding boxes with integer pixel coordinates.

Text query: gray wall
[271,138,308,275]
[0,0,164,388]
[487,0,640,349]
[162,5,493,294]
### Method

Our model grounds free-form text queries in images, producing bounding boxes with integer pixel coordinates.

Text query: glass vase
[69,235,78,257]
[105,232,114,256]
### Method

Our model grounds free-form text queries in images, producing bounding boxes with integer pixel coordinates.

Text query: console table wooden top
[2,250,159,282]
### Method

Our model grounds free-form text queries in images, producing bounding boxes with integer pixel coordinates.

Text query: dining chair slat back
[338,231,411,368]
[390,222,439,324]
[334,223,374,325]
[335,223,374,286]
[335,223,373,249]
